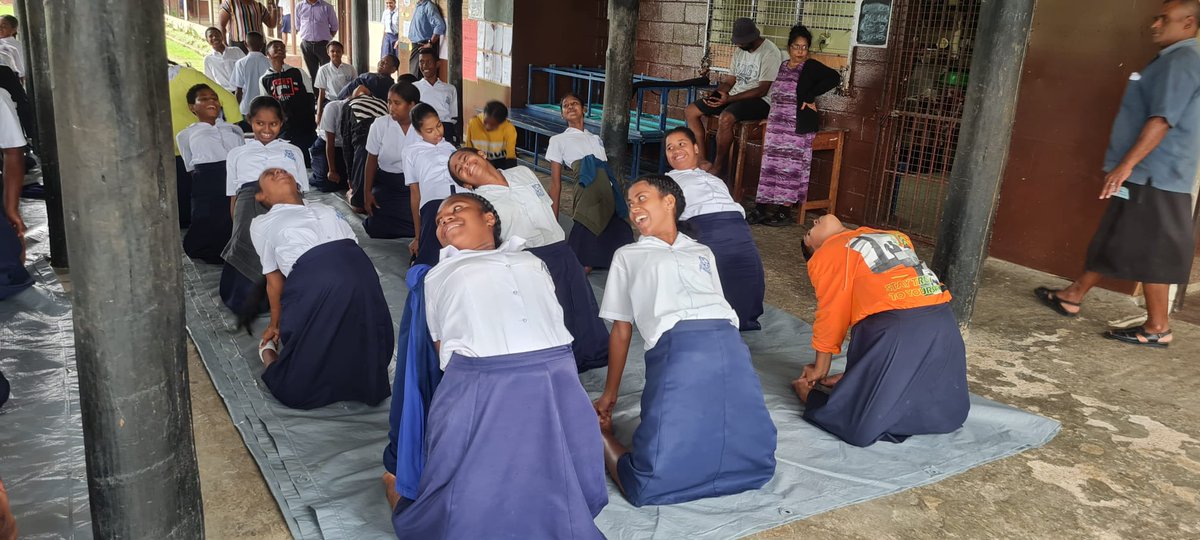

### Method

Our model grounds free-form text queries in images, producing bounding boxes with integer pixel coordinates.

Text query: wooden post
[351,0,370,73]
[44,0,203,535]
[930,0,1037,330]
[447,0,463,141]
[601,0,639,180]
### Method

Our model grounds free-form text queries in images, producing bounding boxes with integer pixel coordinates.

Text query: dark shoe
[1034,287,1080,317]
[1102,325,1172,348]
[746,204,768,225]
[763,209,791,227]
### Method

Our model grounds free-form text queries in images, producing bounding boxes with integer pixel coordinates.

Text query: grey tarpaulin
[0,199,93,538]
[185,192,1060,539]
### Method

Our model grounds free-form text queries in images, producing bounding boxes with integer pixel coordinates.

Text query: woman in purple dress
[746,25,841,227]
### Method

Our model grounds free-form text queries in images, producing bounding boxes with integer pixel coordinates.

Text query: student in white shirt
[0,16,23,83]
[203,27,247,93]
[0,83,32,302]
[447,148,610,372]
[404,103,459,266]
[594,174,776,508]
[546,93,633,272]
[221,96,309,320]
[308,97,347,192]
[176,83,245,264]
[313,40,356,126]
[391,192,606,538]
[363,81,421,239]
[663,126,765,331]
[250,167,392,410]
[413,48,459,143]
[231,32,273,116]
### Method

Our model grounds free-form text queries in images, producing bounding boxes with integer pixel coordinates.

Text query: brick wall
[635,0,710,118]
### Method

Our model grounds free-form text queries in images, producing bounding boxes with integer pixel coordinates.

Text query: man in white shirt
[684,18,782,176]
[413,48,459,143]
[204,27,247,93]
[231,32,273,116]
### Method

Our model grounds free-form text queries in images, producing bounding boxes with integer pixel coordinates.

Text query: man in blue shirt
[406,0,446,78]
[1037,0,1200,348]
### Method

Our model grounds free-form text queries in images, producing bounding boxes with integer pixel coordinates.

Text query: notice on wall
[854,0,893,48]
[474,20,513,87]
[462,18,478,81]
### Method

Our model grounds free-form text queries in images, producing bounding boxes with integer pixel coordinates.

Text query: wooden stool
[704,119,766,201]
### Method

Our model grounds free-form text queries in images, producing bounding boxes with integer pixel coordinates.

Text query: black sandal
[1034,287,1080,317]
[1103,326,1172,348]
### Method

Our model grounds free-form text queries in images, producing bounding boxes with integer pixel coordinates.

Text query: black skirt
[1085,182,1196,284]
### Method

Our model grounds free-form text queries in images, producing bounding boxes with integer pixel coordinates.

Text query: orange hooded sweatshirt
[808,227,952,354]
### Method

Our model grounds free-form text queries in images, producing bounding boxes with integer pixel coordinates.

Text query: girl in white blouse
[176,83,245,264]
[403,102,458,266]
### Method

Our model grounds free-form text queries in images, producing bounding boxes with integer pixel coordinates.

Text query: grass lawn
[166,37,206,68]
[0,4,11,17]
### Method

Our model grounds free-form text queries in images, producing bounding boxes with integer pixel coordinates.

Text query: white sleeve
[250,219,279,275]
[403,150,420,185]
[545,134,564,165]
[319,102,341,134]
[424,281,443,342]
[703,246,726,297]
[177,129,195,172]
[365,119,384,155]
[450,86,459,121]
[301,70,314,94]
[314,65,330,93]
[759,48,782,83]
[288,144,309,191]
[225,149,241,196]
[231,60,246,89]
[597,252,634,322]
[202,56,216,81]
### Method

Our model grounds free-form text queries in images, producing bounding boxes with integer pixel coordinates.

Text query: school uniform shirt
[666,168,746,220]
[0,37,23,78]
[474,166,564,248]
[250,202,356,277]
[204,46,247,93]
[464,114,517,161]
[545,127,607,168]
[729,39,783,105]
[319,99,346,147]
[177,120,245,171]
[314,61,356,98]
[599,233,738,350]
[403,139,458,207]
[231,51,272,114]
[381,7,399,34]
[0,89,25,149]
[0,45,20,78]
[424,236,574,369]
[808,228,952,355]
[225,138,310,195]
[413,78,459,123]
[365,116,421,174]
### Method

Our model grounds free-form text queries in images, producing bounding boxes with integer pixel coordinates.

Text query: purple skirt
[392,345,607,539]
[527,242,610,372]
[682,211,765,331]
[567,214,634,270]
[261,239,394,409]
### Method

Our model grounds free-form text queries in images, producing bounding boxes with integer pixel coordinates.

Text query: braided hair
[633,173,687,221]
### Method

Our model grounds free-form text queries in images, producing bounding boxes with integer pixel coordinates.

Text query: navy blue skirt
[414,199,443,267]
[183,162,233,264]
[175,155,191,229]
[308,139,348,193]
[618,319,776,506]
[218,263,269,314]
[349,145,369,209]
[567,214,634,270]
[392,345,607,539]
[0,215,32,301]
[363,169,415,239]
[683,211,765,331]
[261,239,394,409]
[0,369,8,409]
[527,242,609,372]
[804,303,970,447]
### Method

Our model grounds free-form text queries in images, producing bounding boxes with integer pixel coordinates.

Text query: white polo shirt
[314,61,356,98]
[600,233,738,350]
[413,78,459,123]
[250,202,357,277]
[666,168,746,220]
[203,46,246,93]
[0,45,21,78]
[319,99,346,147]
[365,115,421,174]
[425,237,574,370]
[177,120,245,171]
[473,166,564,248]
[0,89,25,149]
[403,139,458,208]
[545,127,607,167]
[225,138,309,195]
[231,51,272,114]
[0,37,23,77]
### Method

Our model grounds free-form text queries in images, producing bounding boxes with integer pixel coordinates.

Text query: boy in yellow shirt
[463,101,517,169]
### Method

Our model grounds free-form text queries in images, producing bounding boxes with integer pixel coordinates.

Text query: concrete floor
[190,220,1200,539]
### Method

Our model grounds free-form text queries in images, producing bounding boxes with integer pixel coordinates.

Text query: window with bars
[705,0,858,73]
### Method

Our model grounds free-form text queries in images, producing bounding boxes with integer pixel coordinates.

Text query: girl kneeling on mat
[363,81,421,239]
[794,215,970,447]
[391,192,607,539]
[403,103,458,266]
[594,174,777,507]
[447,149,610,373]
[663,127,766,331]
[252,168,393,410]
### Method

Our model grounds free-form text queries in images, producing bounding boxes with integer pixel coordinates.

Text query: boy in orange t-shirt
[794,215,969,446]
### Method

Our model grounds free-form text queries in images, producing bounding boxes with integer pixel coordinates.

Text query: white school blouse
[250,202,357,277]
[0,89,25,149]
[666,168,746,220]
[365,116,421,174]
[473,166,564,248]
[599,233,738,350]
[545,127,607,168]
[413,78,459,123]
[204,46,246,93]
[424,237,574,370]
[403,139,458,208]
[314,62,357,98]
[319,99,346,147]
[225,139,309,196]
[177,120,245,171]
[0,37,24,77]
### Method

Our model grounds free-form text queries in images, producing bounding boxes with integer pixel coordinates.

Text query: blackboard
[855,0,893,48]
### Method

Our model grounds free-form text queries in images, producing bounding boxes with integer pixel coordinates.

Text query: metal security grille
[706,0,856,71]
[866,0,982,242]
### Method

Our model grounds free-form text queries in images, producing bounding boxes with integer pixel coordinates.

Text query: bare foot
[382,472,401,511]
[598,412,615,436]
[821,373,844,387]
[260,348,278,368]
[791,378,812,404]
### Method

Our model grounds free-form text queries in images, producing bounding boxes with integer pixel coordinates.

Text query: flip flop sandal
[1034,287,1080,317]
[258,340,279,365]
[1103,326,1172,348]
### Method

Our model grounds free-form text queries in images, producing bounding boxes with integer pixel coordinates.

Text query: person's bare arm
[324,131,340,184]
[1100,117,1170,199]
[408,184,422,255]
[549,161,563,217]
[261,1,278,28]
[594,320,632,418]
[363,154,380,213]
[315,89,327,126]
[219,7,232,38]
[3,147,25,241]
[261,270,285,345]
[236,87,244,103]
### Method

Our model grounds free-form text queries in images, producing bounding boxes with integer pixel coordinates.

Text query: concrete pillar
[447,0,463,140]
[601,0,639,180]
[352,0,370,73]
[43,0,203,536]
[930,0,1036,329]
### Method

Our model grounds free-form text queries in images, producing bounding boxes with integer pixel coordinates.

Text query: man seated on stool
[684,17,782,177]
